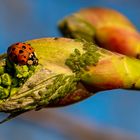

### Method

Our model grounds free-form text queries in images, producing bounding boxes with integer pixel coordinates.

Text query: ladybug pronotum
[7,42,38,65]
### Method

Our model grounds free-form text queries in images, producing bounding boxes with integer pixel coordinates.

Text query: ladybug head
[27,52,38,65]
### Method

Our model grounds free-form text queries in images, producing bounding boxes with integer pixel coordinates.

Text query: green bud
[0,86,9,99]
[1,73,12,86]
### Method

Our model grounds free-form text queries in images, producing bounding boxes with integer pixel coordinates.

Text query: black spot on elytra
[24,56,26,58]
[16,43,19,45]
[19,50,24,53]
[22,46,26,49]
[29,47,31,50]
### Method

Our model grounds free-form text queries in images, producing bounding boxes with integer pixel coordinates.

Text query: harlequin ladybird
[7,42,38,65]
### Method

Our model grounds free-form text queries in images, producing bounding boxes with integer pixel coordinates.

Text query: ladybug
[7,42,38,65]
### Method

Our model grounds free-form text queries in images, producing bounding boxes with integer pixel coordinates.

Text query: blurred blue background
[0,0,140,140]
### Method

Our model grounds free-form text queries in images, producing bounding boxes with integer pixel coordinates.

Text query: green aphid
[0,86,9,99]
[10,88,19,96]
[29,65,36,72]
[22,72,29,78]
[12,78,19,87]
[1,73,12,86]
[15,65,29,78]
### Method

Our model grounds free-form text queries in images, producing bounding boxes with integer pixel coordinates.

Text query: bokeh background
[0,0,140,140]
